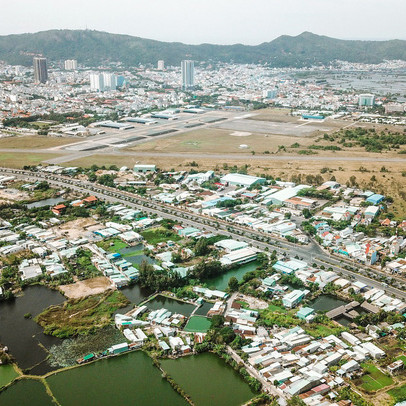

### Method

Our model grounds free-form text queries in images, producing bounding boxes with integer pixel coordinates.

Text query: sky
[0,0,405,44]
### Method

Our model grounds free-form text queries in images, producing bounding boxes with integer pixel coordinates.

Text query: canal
[161,352,256,406]
[204,260,261,291]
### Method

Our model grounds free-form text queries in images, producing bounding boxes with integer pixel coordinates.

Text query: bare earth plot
[0,188,30,204]
[51,218,101,240]
[59,276,114,299]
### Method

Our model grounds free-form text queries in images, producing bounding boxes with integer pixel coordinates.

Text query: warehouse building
[220,173,266,187]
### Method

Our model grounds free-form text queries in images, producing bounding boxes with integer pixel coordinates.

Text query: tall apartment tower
[181,60,194,90]
[33,57,48,84]
[358,93,375,107]
[157,60,165,70]
[102,73,117,90]
[64,59,78,70]
[89,73,104,92]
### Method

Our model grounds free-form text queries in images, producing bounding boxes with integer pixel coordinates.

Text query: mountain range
[0,30,406,67]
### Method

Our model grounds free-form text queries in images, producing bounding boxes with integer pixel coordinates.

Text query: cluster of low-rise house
[266,256,406,315]
[115,304,194,355]
[141,169,406,275]
[241,325,389,402]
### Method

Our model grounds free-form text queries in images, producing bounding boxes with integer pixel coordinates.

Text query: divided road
[2,167,406,300]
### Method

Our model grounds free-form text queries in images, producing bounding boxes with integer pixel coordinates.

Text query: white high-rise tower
[181,60,194,90]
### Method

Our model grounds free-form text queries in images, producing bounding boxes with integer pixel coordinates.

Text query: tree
[210,315,225,329]
[98,174,116,187]
[302,208,312,219]
[35,181,50,191]
[194,238,210,256]
[286,396,306,406]
[228,276,239,292]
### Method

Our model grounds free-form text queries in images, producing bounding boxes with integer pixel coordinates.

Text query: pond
[125,254,155,266]
[0,365,19,388]
[204,260,261,290]
[184,316,211,333]
[161,352,256,406]
[119,243,143,256]
[309,295,348,313]
[0,285,65,372]
[145,295,196,317]
[47,351,186,406]
[193,301,214,316]
[0,379,55,406]
[335,307,368,327]
[120,284,153,305]
[26,196,65,209]
[46,326,126,369]
[335,316,352,327]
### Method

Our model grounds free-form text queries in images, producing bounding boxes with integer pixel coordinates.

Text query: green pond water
[0,365,18,388]
[204,260,260,290]
[145,295,196,316]
[0,379,54,406]
[1,352,255,405]
[184,316,211,332]
[161,352,256,406]
[47,351,186,406]
[194,301,213,316]
[309,295,348,312]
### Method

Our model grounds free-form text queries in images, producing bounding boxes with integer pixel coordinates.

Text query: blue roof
[366,194,384,204]
[202,196,234,208]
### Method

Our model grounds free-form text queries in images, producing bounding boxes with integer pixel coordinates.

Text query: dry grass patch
[0,152,61,167]
[128,128,321,154]
[0,136,80,149]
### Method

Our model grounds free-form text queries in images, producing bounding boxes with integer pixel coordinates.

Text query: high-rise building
[117,75,126,87]
[157,60,165,70]
[33,57,48,84]
[90,73,104,92]
[359,94,375,107]
[263,89,277,99]
[64,59,78,70]
[103,73,117,90]
[181,60,194,90]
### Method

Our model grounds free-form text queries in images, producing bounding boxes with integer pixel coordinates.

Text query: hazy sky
[0,0,405,44]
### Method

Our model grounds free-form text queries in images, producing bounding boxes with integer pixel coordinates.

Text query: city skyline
[0,0,405,45]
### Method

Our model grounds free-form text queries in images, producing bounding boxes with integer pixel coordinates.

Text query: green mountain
[0,29,405,67]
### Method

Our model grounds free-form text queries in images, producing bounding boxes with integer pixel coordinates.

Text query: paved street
[3,167,406,301]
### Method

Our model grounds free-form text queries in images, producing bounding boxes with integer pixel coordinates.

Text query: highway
[2,167,406,300]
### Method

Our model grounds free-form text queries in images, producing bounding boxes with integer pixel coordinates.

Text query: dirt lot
[237,294,269,310]
[59,276,114,299]
[52,218,101,240]
[0,188,30,204]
